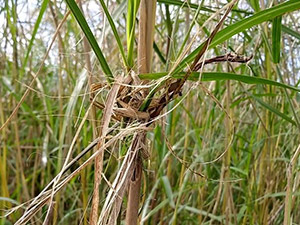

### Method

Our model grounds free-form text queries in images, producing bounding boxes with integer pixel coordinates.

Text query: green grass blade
[275,65,300,129]
[173,0,300,74]
[139,72,300,92]
[158,0,208,10]
[272,16,282,63]
[211,0,299,47]
[98,0,128,68]
[282,25,300,41]
[165,4,181,68]
[126,0,133,47]
[127,0,140,68]
[157,0,213,12]
[21,0,49,78]
[177,1,202,58]
[260,26,300,129]
[161,176,175,207]
[153,42,166,64]
[65,0,113,83]
[157,0,252,14]
[251,95,296,126]
[249,0,260,12]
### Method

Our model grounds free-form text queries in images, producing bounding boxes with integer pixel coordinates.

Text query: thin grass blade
[282,25,300,41]
[272,16,282,63]
[127,0,140,68]
[21,0,49,78]
[251,94,296,126]
[65,0,113,83]
[139,72,300,92]
[98,0,128,68]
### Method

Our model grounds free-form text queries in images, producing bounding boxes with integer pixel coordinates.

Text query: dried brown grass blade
[90,77,122,225]
[15,126,138,224]
[98,132,145,225]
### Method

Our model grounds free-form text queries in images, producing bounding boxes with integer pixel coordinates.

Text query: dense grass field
[1,0,300,224]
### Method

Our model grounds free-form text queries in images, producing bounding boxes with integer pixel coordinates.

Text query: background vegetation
[1,0,300,224]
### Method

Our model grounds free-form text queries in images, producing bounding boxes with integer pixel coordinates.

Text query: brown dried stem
[125,1,157,225]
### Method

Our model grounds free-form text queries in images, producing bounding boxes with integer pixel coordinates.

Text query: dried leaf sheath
[98,132,146,225]
[90,78,121,225]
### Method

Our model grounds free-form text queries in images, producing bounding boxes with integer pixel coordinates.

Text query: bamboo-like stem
[137,0,156,75]
[125,1,156,225]
[222,80,235,225]
[125,156,143,225]
[284,145,300,225]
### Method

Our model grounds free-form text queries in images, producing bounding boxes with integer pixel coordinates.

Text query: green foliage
[173,0,300,74]
[98,0,128,68]
[65,0,113,83]
[139,71,300,92]
[126,0,140,68]
[272,16,282,63]
[22,0,49,78]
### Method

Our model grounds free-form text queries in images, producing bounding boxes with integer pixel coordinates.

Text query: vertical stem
[284,145,300,225]
[222,80,234,224]
[258,26,272,224]
[125,156,143,225]
[137,0,156,75]
[125,1,156,225]
[0,95,11,224]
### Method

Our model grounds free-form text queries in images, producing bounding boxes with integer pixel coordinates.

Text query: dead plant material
[98,132,146,225]
[145,1,237,121]
[90,77,122,225]
[125,155,143,225]
[194,53,253,71]
[14,125,143,224]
